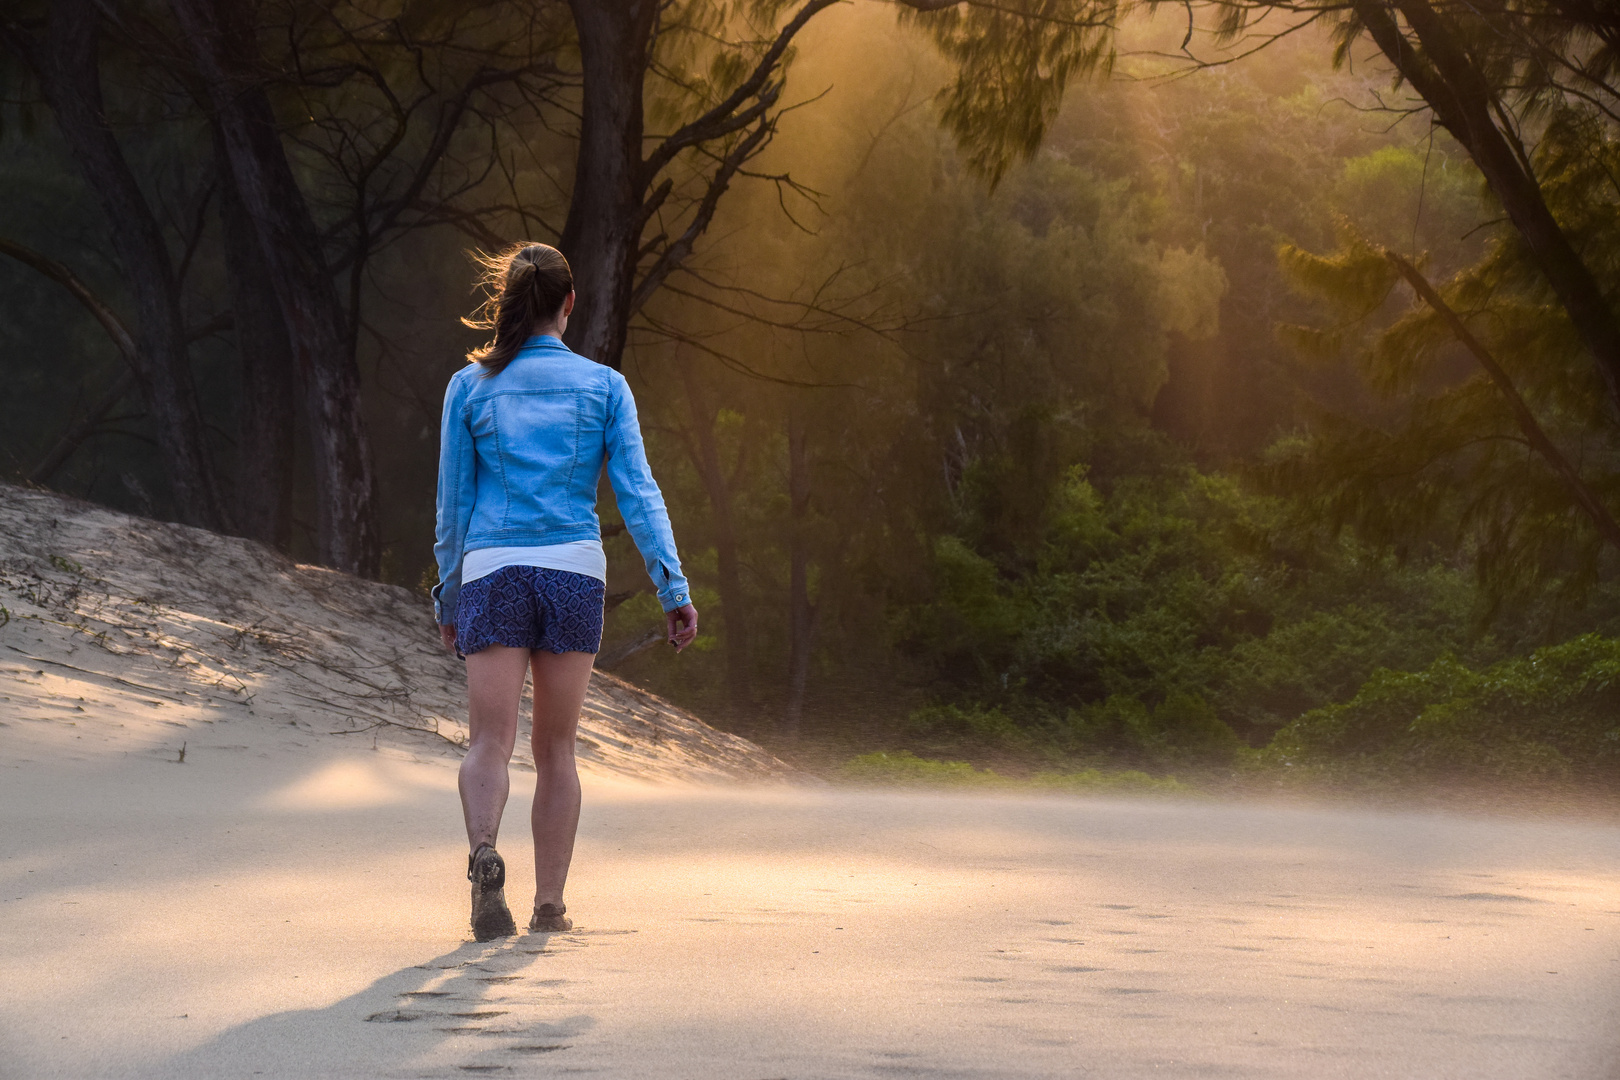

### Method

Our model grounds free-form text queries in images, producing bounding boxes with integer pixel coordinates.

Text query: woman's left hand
[666,604,698,653]
[439,622,457,654]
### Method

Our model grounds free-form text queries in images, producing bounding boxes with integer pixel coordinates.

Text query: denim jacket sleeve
[431,368,476,625]
[604,372,691,612]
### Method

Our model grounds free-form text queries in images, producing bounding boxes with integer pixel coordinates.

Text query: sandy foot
[2,740,1617,1079]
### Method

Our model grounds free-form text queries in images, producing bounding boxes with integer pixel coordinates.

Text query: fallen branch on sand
[328,716,469,752]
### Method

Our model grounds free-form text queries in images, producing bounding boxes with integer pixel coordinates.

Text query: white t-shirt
[462,540,607,585]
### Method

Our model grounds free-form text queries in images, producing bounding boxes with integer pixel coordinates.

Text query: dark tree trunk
[215,130,295,551]
[679,361,752,711]
[558,0,660,370]
[784,403,817,740]
[1356,0,1620,416]
[170,0,380,576]
[24,0,226,529]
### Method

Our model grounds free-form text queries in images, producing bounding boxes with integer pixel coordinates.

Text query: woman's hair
[462,242,574,377]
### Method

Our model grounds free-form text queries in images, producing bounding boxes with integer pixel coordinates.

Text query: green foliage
[906,703,1028,750]
[899,0,1120,187]
[888,449,1522,765]
[12,1,1620,788]
[1269,105,1620,610]
[1270,634,1620,778]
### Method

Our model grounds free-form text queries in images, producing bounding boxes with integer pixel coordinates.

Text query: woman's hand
[439,622,457,654]
[666,603,698,653]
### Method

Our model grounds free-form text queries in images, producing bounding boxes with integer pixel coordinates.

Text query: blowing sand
[4,746,1619,1079]
[3,485,1619,1078]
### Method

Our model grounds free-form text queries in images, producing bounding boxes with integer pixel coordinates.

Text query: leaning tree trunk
[170,0,380,576]
[216,130,295,552]
[27,0,226,530]
[1356,0,1620,418]
[559,0,660,370]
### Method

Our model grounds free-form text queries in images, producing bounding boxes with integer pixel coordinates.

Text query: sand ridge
[0,482,797,782]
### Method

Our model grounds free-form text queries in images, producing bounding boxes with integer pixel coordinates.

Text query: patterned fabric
[454,564,605,657]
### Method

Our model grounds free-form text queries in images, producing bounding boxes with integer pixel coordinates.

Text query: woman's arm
[603,372,692,614]
[432,369,477,628]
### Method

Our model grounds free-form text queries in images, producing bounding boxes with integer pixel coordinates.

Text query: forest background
[3,0,1619,787]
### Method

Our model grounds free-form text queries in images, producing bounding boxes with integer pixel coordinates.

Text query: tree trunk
[784,402,817,740]
[27,0,226,529]
[558,0,660,370]
[679,361,752,711]
[170,0,380,576]
[1356,0,1620,417]
[216,130,295,551]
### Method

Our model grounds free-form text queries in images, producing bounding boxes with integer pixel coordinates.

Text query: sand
[3,484,1619,1078]
[4,747,1619,1079]
[0,483,796,783]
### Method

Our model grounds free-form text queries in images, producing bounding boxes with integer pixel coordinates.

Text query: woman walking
[433,243,697,940]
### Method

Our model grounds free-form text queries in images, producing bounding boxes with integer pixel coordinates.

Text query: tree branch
[0,237,137,362]
[640,0,838,184]
[629,120,772,316]
[1384,249,1620,551]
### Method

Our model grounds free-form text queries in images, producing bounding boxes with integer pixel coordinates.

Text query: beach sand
[3,484,1619,1078]
[4,743,1619,1079]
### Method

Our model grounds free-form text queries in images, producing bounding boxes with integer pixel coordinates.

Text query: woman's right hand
[439,622,457,654]
[666,604,698,653]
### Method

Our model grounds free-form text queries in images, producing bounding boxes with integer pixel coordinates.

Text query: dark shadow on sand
[152,933,594,1079]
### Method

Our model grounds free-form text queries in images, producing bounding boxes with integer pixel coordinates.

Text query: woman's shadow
[154,932,596,1078]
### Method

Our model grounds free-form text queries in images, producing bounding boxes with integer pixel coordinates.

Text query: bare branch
[0,237,137,362]
[641,0,839,184]
[629,120,772,316]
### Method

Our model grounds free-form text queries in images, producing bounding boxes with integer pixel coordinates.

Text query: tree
[168,0,569,572]
[1272,112,1620,603]
[1190,0,1620,417]
[2,0,228,530]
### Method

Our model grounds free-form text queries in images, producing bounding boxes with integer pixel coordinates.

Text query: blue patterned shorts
[455,565,605,657]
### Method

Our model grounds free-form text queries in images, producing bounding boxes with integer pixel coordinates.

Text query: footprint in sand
[1449,892,1543,903]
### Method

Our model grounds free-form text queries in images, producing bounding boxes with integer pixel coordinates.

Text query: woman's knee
[467,724,518,760]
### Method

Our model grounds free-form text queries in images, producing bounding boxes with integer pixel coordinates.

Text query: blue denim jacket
[432,335,690,623]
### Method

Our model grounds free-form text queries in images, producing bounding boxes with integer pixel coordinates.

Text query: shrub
[1268,634,1620,777]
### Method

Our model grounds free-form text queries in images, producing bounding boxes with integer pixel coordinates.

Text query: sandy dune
[0,483,795,783]
[3,484,1619,1078]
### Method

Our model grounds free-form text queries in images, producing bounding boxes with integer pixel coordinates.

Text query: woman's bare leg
[529,649,594,909]
[460,644,531,850]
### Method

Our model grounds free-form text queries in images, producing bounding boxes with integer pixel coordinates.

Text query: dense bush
[886,452,1545,767]
[1268,634,1620,778]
